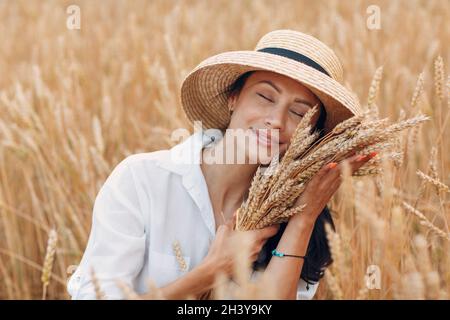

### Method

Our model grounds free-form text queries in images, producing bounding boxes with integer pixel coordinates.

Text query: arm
[141,220,279,300]
[68,157,278,300]
[262,153,376,299]
[68,158,146,300]
[140,260,218,300]
[264,215,315,299]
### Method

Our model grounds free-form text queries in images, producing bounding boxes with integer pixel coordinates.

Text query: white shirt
[67,131,319,300]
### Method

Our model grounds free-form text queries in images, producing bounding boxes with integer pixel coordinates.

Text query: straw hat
[180,29,362,135]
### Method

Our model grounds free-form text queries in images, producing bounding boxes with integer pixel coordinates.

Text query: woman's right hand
[202,214,279,277]
[290,152,377,226]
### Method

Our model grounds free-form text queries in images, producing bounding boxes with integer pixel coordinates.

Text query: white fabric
[67,131,319,300]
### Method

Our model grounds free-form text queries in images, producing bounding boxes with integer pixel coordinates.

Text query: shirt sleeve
[67,158,147,300]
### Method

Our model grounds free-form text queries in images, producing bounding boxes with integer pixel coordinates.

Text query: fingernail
[327,162,337,169]
[369,152,378,158]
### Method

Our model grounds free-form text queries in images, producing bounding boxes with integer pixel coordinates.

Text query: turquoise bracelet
[271,249,306,259]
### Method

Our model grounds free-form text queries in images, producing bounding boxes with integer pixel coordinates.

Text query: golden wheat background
[0,0,448,299]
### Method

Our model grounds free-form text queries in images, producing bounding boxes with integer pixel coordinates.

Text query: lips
[251,128,281,146]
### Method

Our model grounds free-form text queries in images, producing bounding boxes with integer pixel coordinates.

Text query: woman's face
[226,70,322,164]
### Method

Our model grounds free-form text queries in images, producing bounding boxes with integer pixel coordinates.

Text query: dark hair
[224,71,335,287]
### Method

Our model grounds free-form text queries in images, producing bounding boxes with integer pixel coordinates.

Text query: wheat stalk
[90,267,106,300]
[411,72,425,110]
[367,66,384,114]
[172,240,188,272]
[143,279,165,300]
[236,107,429,231]
[402,202,450,241]
[324,269,343,300]
[115,280,141,300]
[416,170,449,194]
[434,56,445,102]
[41,229,57,300]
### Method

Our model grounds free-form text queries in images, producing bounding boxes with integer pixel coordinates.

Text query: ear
[228,94,237,112]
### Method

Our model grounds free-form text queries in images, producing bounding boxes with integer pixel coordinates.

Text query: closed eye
[257,92,304,117]
[257,93,274,103]
[290,110,304,117]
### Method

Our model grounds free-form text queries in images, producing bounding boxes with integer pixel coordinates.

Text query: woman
[67,30,375,300]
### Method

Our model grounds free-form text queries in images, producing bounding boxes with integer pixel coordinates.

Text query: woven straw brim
[181,50,362,135]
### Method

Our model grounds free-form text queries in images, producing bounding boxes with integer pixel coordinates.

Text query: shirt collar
[154,131,218,173]
[154,131,219,237]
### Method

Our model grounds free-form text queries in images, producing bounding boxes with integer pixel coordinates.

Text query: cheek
[285,125,297,141]
[233,100,266,125]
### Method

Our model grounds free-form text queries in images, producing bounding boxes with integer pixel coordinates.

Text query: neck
[200,135,259,226]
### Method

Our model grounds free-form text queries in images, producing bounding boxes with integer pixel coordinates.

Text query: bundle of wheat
[236,106,430,231]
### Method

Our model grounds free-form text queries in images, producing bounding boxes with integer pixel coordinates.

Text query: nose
[264,105,286,132]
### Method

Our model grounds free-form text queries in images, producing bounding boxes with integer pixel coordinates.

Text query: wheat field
[0,0,448,300]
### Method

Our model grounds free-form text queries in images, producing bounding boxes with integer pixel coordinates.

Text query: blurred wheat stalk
[0,0,448,299]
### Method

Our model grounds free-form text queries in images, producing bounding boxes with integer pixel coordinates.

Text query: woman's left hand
[289,152,378,226]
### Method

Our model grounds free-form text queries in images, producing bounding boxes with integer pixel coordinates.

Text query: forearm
[263,216,315,299]
[140,260,218,300]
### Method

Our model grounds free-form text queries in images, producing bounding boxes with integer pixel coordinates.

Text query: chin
[246,148,281,166]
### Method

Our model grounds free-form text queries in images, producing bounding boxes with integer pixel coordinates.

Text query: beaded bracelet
[272,249,310,290]
[271,249,307,259]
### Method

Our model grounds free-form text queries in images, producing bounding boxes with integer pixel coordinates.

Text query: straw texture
[181,29,363,134]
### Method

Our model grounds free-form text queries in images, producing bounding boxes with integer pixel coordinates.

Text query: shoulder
[121,149,171,169]
[105,149,172,184]
[104,132,202,188]
[92,150,175,222]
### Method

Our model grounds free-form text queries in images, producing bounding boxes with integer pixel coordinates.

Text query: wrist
[289,212,316,230]
[197,258,220,288]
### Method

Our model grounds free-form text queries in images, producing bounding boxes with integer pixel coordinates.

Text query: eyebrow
[256,80,314,107]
